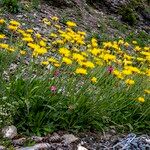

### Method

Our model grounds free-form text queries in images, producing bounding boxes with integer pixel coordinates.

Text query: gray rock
[31,136,43,142]
[49,133,62,143]
[62,134,78,144]
[110,129,116,135]
[13,138,26,146]
[16,147,35,150]
[9,63,18,72]
[77,145,88,150]
[16,15,23,18]
[16,143,51,150]
[0,145,6,150]
[2,125,17,139]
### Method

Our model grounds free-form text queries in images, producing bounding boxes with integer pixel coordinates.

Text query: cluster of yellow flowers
[0,17,149,103]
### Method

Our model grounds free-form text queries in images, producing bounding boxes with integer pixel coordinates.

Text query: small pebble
[2,125,17,139]
[0,145,6,150]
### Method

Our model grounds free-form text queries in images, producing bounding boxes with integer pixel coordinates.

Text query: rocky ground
[0,0,149,35]
[0,1,150,150]
[0,125,150,150]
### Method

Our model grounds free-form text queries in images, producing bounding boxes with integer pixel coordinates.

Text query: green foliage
[1,0,20,13]
[125,31,150,47]
[120,7,138,26]
[0,17,150,136]
[1,50,150,135]
[31,0,40,9]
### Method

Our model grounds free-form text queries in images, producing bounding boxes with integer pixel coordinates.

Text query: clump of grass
[0,17,150,135]
[119,7,138,26]
[0,0,20,13]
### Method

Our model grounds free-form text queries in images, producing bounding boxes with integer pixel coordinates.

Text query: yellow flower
[132,41,137,44]
[144,47,149,51]
[124,66,140,74]
[75,68,87,75]
[35,33,41,38]
[34,47,47,55]
[54,24,61,29]
[7,47,15,52]
[124,42,129,47]
[137,97,145,103]
[0,34,6,39]
[125,79,135,85]
[90,48,100,56]
[8,25,18,31]
[28,43,39,49]
[51,16,59,21]
[10,20,20,26]
[20,50,26,55]
[39,40,46,47]
[41,61,49,65]
[22,33,31,37]
[59,47,71,57]
[83,61,95,68]
[91,77,97,83]
[72,53,85,61]
[77,31,86,36]
[0,43,9,49]
[44,21,51,26]
[42,18,48,22]
[118,39,124,44]
[22,37,34,42]
[146,69,150,76]
[140,51,150,56]
[146,56,150,62]
[123,59,133,66]
[144,89,150,94]
[66,21,77,27]
[62,57,72,65]
[103,42,112,48]
[103,54,116,62]
[124,54,132,60]
[54,63,61,67]
[0,19,5,24]
[26,29,34,33]
[137,57,144,62]
[42,38,47,42]
[134,46,141,51]
[91,38,98,47]
[48,57,59,63]
[52,40,64,45]
[17,29,25,34]
[122,69,132,75]
[50,33,57,38]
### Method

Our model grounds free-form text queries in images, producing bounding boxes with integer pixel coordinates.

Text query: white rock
[2,125,17,139]
[34,143,51,149]
[62,134,78,144]
[16,143,51,150]
[31,136,43,142]
[77,145,88,150]
[16,147,35,150]
[146,139,150,144]
[0,145,6,150]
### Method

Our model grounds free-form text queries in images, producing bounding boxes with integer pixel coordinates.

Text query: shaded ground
[0,1,150,149]
[1,128,150,149]
[0,0,149,35]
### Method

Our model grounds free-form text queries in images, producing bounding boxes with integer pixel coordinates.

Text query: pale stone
[77,145,88,150]
[2,125,17,139]
[0,145,6,150]
[62,134,78,144]
[16,143,51,150]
